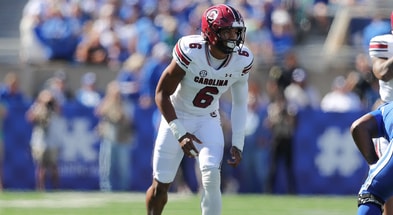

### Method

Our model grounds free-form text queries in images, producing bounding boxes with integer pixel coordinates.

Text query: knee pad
[358,193,384,213]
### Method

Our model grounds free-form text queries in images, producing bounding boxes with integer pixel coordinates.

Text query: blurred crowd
[0,0,389,193]
[19,0,373,68]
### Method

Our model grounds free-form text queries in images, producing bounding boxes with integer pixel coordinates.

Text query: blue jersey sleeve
[370,104,389,140]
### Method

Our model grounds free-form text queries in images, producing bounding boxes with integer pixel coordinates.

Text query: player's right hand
[179,133,202,158]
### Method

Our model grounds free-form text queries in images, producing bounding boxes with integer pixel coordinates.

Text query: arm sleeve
[230,77,249,151]
[369,35,393,59]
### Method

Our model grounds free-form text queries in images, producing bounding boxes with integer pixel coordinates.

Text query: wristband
[232,131,244,151]
[168,119,187,140]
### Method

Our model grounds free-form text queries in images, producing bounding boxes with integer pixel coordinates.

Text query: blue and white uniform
[357,25,393,215]
[369,34,393,158]
[359,102,393,205]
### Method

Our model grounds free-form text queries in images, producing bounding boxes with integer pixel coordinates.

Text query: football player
[145,4,253,215]
[351,101,393,215]
[356,10,393,215]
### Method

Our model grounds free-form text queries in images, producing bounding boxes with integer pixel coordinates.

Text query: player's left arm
[227,76,249,167]
[371,56,393,82]
[369,35,393,82]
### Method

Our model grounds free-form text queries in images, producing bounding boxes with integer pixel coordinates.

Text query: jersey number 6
[192,86,219,108]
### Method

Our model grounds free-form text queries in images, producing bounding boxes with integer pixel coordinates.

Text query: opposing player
[366,10,393,215]
[145,4,253,215]
[351,101,393,215]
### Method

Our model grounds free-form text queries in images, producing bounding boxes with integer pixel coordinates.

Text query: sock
[200,168,221,215]
[358,203,382,215]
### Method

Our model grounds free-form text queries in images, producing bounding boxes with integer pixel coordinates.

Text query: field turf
[0,191,357,215]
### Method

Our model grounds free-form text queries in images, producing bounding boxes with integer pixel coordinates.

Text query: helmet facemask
[215,26,246,54]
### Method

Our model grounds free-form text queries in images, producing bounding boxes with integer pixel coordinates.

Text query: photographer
[95,81,134,191]
[26,89,61,190]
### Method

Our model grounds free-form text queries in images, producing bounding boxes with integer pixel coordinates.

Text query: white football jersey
[369,34,393,102]
[171,35,254,116]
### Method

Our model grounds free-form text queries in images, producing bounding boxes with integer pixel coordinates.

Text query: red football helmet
[201,4,246,54]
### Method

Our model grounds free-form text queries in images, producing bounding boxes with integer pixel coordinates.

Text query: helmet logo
[206,9,218,24]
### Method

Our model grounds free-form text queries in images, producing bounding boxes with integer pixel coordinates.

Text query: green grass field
[0,191,357,215]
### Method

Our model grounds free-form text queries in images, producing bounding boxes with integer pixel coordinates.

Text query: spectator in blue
[117,3,141,56]
[133,8,159,56]
[270,6,295,64]
[75,72,102,108]
[261,0,275,32]
[175,2,207,36]
[362,14,391,54]
[117,53,146,103]
[0,72,29,106]
[139,42,171,110]
[33,4,80,61]
[67,2,92,36]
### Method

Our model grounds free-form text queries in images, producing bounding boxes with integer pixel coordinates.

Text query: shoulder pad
[172,35,205,69]
[236,45,254,76]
